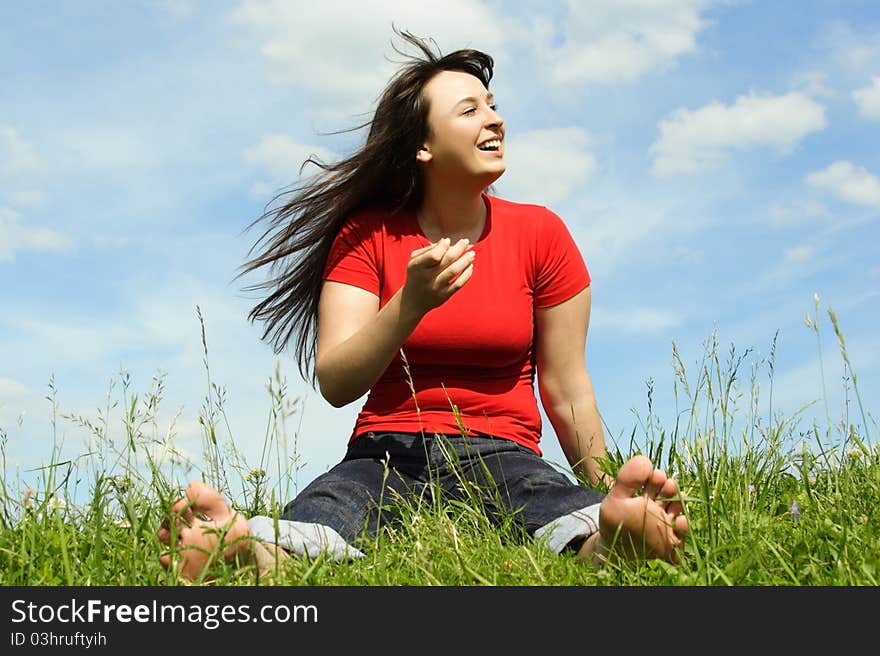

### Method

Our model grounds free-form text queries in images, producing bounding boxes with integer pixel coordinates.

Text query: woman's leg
[157,437,422,580]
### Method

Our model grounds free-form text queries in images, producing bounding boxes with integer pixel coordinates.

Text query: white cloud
[846,44,880,70]
[0,207,74,262]
[130,279,246,349]
[0,378,29,400]
[536,0,710,85]
[792,71,836,99]
[1,277,241,370]
[783,244,813,264]
[154,0,197,20]
[5,191,47,209]
[566,196,674,278]
[650,92,826,175]
[243,134,339,194]
[230,0,506,110]
[770,199,830,228]
[93,235,130,249]
[61,127,161,173]
[806,161,880,209]
[494,127,597,206]
[0,126,41,181]
[0,127,45,211]
[592,307,682,335]
[12,319,130,365]
[853,76,880,120]
[818,22,880,72]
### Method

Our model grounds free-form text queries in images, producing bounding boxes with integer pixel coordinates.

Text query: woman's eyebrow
[454,93,495,108]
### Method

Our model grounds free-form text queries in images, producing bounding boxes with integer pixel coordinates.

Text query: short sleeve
[323,213,380,296]
[533,209,591,309]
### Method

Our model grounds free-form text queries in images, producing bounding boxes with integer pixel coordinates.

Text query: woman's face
[417,70,505,188]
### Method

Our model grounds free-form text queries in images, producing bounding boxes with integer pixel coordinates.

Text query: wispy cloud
[243,134,339,197]
[650,92,826,175]
[806,161,880,209]
[770,199,830,228]
[0,378,29,401]
[783,244,814,265]
[0,125,45,210]
[535,0,710,85]
[0,126,41,181]
[154,0,197,21]
[229,0,506,112]
[495,128,597,206]
[0,208,74,263]
[853,76,880,120]
[592,307,683,335]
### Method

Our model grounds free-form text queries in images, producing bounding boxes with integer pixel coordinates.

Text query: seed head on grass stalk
[827,307,872,449]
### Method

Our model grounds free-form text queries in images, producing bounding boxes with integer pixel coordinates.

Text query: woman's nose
[487,107,504,128]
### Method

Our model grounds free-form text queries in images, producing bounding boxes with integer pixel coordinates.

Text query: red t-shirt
[323,193,590,455]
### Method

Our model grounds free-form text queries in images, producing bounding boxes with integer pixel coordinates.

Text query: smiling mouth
[477,138,503,152]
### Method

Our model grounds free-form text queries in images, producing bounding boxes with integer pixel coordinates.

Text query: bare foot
[157,481,252,581]
[581,455,689,566]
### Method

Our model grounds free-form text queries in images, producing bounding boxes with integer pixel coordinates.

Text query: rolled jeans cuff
[247,516,365,560]
[533,503,601,554]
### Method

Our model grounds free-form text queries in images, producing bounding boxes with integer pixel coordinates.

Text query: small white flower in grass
[114,518,132,529]
[49,496,67,511]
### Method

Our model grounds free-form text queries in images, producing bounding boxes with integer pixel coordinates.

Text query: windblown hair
[238,27,495,384]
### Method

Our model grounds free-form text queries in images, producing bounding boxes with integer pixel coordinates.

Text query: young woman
[158,29,688,580]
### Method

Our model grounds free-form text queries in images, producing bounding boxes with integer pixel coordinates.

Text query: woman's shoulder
[342,204,414,229]
[486,193,565,234]
[485,193,552,217]
[335,204,419,251]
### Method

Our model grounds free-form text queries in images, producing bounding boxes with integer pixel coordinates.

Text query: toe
[185,481,232,522]
[674,514,689,537]
[171,496,193,523]
[609,455,654,499]
[645,468,667,499]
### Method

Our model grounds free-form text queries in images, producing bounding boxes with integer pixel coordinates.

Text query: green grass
[1,304,877,586]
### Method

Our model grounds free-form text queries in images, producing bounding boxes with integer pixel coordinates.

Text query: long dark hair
[238,27,495,384]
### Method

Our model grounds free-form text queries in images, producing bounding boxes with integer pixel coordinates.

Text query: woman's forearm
[541,378,610,488]
[316,289,423,407]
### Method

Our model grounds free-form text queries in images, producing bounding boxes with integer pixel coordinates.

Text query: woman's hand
[315,237,474,407]
[400,237,475,318]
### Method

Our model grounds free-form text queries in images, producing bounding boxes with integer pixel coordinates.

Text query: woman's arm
[316,237,474,407]
[534,286,611,488]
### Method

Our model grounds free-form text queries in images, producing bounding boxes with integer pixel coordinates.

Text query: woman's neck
[417,187,487,244]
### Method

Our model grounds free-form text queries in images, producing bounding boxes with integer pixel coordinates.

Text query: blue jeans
[258,432,603,556]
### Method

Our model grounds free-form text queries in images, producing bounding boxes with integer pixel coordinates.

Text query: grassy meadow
[1,304,877,586]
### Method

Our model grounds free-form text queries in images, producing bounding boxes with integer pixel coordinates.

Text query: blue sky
[1,1,878,503]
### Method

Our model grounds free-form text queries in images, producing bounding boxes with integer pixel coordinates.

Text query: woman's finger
[438,238,471,269]
[439,249,476,287]
[447,262,474,292]
[411,238,450,268]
